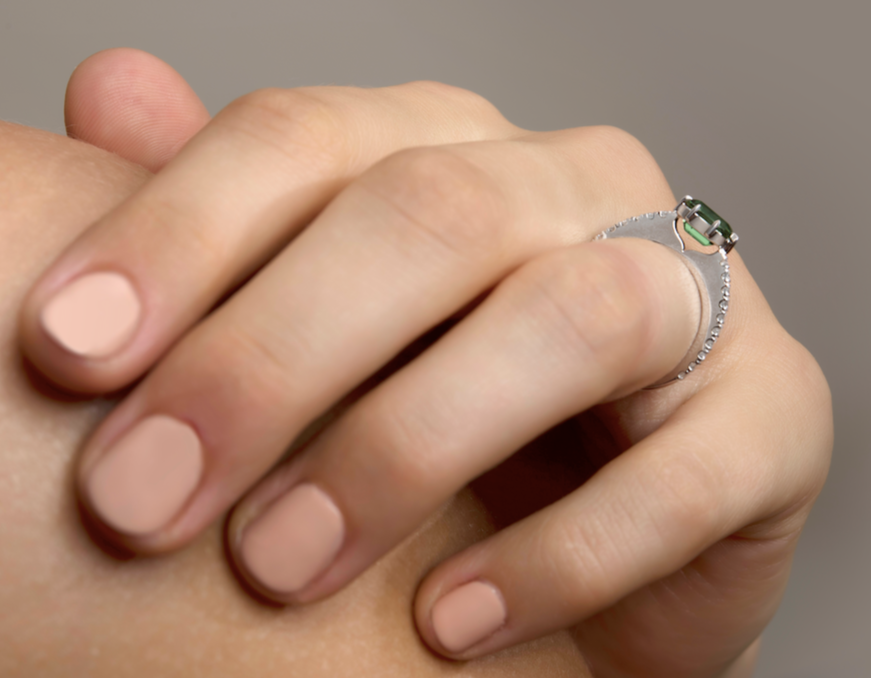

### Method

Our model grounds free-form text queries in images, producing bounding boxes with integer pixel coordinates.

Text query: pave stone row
[594,210,676,239]
[676,257,730,381]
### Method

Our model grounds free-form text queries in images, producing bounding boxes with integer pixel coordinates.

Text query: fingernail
[41,271,141,357]
[240,484,344,594]
[432,581,507,653]
[86,415,203,535]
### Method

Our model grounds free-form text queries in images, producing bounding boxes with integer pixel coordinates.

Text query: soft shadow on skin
[470,418,598,530]
[19,356,95,403]
[75,497,137,561]
[221,511,286,609]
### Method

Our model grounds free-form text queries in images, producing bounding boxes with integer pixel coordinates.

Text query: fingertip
[223,466,324,606]
[413,552,508,660]
[430,580,508,655]
[18,266,148,395]
[65,48,210,171]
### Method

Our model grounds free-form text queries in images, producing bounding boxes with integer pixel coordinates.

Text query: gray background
[1,0,867,675]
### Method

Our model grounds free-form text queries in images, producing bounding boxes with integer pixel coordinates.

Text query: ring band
[595,196,738,387]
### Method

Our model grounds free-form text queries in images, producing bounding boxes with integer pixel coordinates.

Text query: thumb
[64,48,211,172]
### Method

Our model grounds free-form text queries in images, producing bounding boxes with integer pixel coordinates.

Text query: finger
[575,535,781,678]
[22,82,513,393]
[223,235,700,603]
[71,131,673,554]
[567,301,832,675]
[64,48,210,172]
[412,370,823,660]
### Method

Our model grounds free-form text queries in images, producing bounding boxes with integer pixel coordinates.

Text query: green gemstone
[685,198,733,241]
[684,220,711,246]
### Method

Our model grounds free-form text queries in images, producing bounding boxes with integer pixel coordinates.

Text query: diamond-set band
[595,197,736,387]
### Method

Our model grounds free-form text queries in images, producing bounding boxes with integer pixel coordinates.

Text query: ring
[595,196,738,386]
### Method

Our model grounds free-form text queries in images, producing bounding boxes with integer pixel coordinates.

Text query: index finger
[20,82,515,393]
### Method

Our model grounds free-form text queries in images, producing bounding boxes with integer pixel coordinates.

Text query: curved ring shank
[595,210,731,386]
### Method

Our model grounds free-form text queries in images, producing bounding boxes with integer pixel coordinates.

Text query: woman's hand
[22,50,832,677]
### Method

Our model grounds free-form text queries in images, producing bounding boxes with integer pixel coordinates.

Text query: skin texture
[64,48,210,172]
[0,121,590,678]
[16,49,832,677]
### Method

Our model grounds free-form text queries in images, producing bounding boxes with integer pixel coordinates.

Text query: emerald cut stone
[683,220,712,246]
[685,198,733,241]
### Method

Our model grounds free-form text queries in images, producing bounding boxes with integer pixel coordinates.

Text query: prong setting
[676,196,738,254]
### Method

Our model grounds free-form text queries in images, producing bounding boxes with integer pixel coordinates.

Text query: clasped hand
[19,49,832,677]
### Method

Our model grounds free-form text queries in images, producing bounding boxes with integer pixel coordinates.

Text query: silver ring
[594,196,738,387]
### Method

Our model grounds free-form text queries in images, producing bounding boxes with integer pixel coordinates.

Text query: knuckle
[185,325,307,420]
[517,248,655,369]
[523,451,725,610]
[579,125,658,173]
[222,87,352,172]
[784,339,833,428]
[340,405,450,507]
[401,79,474,100]
[345,397,451,503]
[535,512,620,607]
[640,446,727,539]
[364,146,511,261]
[400,80,509,130]
[559,125,671,207]
[582,124,646,152]
[135,198,231,270]
[769,336,834,498]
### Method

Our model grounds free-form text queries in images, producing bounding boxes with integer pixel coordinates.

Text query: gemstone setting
[684,198,733,241]
[677,196,739,253]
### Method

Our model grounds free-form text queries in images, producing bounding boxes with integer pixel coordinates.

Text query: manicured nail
[41,271,141,357]
[240,484,344,594]
[431,581,507,653]
[86,415,203,535]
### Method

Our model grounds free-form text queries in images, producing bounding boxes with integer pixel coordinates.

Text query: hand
[25,49,832,677]
[0,118,589,678]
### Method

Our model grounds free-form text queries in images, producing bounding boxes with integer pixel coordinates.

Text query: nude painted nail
[41,271,141,357]
[86,415,203,535]
[240,484,345,594]
[432,581,507,653]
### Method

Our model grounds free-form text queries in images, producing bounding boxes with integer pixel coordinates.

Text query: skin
[0,119,589,678]
[17,49,834,676]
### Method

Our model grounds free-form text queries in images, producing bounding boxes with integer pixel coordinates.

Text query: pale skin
[0,119,591,678]
[15,49,833,676]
